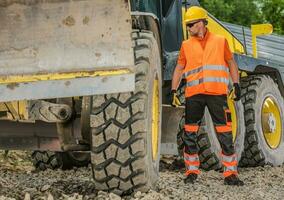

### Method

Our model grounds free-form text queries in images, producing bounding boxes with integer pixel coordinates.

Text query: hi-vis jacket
[177,31,233,98]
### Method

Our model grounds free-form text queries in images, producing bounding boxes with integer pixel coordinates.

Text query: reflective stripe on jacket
[182,32,230,98]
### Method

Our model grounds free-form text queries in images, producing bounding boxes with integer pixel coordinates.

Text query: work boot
[184,173,198,184]
[224,174,244,186]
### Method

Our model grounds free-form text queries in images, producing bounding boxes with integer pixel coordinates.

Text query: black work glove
[233,83,241,101]
[170,90,181,107]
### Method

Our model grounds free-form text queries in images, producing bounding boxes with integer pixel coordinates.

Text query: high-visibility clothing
[184,6,208,24]
[177,31,233,98]
[183,95,235,156]
[184,124,199,132]
[215,124,232,133]
[183,95,238,177]
[222,153,238,177]
[184,153,200,176]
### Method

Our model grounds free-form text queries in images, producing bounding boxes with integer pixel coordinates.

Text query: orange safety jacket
[179,32,230,98]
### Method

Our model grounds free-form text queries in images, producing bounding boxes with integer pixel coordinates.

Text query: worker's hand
[170,90,181,107]
[233,83,241,101]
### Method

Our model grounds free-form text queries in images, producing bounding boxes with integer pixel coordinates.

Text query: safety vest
[183,32,230,98]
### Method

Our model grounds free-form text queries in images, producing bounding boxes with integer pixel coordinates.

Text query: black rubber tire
[60,152,90,169]
[198,104,245,170]
[239,75,284,167]
[197,123,221,170]
[176,81,186,158]
[90,30,162,195]
[177,115,185,158]
[176,84,245,170]
[31,151,90,170]
[31,151,62,170]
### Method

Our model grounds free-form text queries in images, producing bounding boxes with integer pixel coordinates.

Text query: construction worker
[171,6,244,186]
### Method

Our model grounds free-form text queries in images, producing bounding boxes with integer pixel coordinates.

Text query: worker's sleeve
[177,43,186,68]
[224,39,233,61]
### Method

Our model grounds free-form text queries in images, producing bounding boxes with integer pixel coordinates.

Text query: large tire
[198,103,245,170]
[197,113,222,170]
[31,151,62,170]
[60,152,90,169]
[90,30,162,195]
[239,75,284,167]
[176,84,245,170]
[31,151,90,170]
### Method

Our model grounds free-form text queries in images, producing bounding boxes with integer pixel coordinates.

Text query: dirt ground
[0,151,284,200]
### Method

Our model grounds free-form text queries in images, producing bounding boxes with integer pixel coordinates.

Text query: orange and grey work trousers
[183,94,238,177]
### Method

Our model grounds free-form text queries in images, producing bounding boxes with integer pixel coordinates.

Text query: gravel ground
[0,151,284,200]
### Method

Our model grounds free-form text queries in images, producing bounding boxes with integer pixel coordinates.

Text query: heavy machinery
[1,0,284,195]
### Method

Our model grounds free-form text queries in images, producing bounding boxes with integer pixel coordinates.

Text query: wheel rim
[227,98,237,142]
[152,75,159,161]
[262,96,282,149]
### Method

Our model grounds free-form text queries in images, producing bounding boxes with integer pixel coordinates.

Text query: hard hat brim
[185,18,207,25]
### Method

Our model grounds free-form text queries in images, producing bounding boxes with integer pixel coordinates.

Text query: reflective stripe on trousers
[184,124,199,132]
[184,152,200,176]
[215,124,232,133]
[222,153,238,177]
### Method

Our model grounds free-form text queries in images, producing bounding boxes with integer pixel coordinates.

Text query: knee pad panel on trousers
[183,132,199,154]
[216,132,235,155]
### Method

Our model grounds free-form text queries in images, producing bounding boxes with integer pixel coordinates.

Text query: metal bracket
[161,105,185,155]
[29,100,72,123]
[251,24,273,58]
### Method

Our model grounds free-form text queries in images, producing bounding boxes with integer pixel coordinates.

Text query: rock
[41,184,51,192]
[109,193,121,200]
[23,188,37,194]
[24,193,31,200]
[98,191,108,196]
[2,152,284,200]
[134,191,142,198]
[97,191,109,200]
[74,194,83,200]
[61,194,70,199]
[201,196,209,200]
[47,193,54,200]
[0,196,16,200]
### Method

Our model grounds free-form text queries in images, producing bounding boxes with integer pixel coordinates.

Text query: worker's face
[187,20,205,36]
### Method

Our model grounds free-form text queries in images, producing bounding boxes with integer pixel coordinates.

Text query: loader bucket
[0,0,134,101]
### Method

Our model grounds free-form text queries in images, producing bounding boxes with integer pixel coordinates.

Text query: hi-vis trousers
[183,94,238,177]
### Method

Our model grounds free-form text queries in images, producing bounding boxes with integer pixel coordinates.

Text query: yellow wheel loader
[1,0,284,195]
